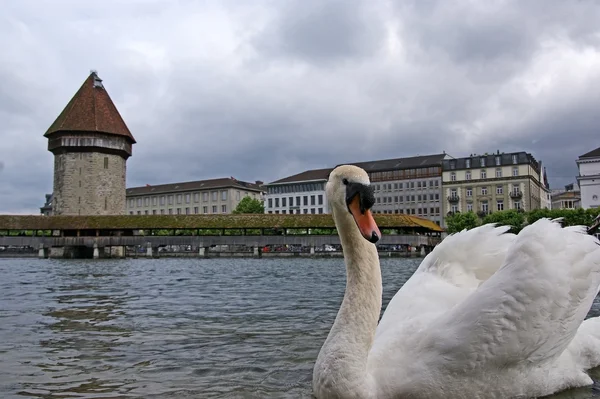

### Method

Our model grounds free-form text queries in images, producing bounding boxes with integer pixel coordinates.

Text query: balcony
[510,190,523,199]
[448,195,460,203]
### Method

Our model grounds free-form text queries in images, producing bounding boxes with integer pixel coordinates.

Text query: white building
[263,168,332,214]
[539,161,552,209]
[577,146,600,209]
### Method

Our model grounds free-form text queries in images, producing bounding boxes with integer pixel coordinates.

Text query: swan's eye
[342,178,348,185]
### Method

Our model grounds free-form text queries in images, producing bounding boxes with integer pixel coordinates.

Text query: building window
[168,208,173,214]
[104,157,108,169]
[311,195,316,205]
[481,201,489,213]
[152,210,157,215]
[495,156,501,166]
[513,167,519,176]
[465,159,471,168]
[318,195,323,205]
[177,208,181,214]
[212,191,218,201]
[466,171,471,180]
[185,207,190,215]
[466,188,472,197]
[160,209,165,214]
[512,154,518,164]
[137,198,142,206]
[105,197,108,210]
[289,197,294,206]
[168,195,173,205]
[203,206,208,213]
[496,185,503,195]
[222,205,227,213]
[481,170,487,179]
[221,191,227,201]
[514,201,521,210]
[203,193,209,202]
[451,205,458,213]
[495,169,502,178]
[144,197,149,206]
[185,194,191,203]
[480,157,486,167]
[497,200,504,211]
[177,194,182,204]
[194,193,200,202]
[212,205,217,213]
[160,196,165,205]
[450,172,456,181]
[193,207,199,214]
[318,208,323,214]
[481,187,488,195]
[275,198,280,207]
[268,198,273,208]
[129,199,134,208]
[236,191,241,201]
[467,203,473,211]
[152,197,157,206]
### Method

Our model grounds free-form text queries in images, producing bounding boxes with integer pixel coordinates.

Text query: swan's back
[368,219,600,398]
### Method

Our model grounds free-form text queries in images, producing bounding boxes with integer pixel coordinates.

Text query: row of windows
[449,167,520,181]
[267,194,324,208]
[129,205,228,215]
[128,190,245,208]
[375,193,440,204]
[267,208,325,214]
[373,207,441,216]
[449,185,522,197]
[448,154,520,170]
[267,183,325,195]
[449,199,521,213]
[375,180,440,191]
[369,167,441,182]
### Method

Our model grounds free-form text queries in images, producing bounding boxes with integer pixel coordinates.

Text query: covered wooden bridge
[0,214,443,259]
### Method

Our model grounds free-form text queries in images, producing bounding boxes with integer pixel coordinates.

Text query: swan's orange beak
[348,195,381,243]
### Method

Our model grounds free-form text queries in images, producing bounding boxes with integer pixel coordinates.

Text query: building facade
[551,183,581,210]
[343,154,449,226]
[441,152,545,223]
[539,161,552,210]
[577,147,600,209]
[44,71,136,216]
[263,168,331,215]
[126,178,264,215]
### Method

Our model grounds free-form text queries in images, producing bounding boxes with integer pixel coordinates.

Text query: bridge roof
[0,214,443,232]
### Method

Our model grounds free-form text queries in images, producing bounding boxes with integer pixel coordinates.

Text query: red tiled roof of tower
[44,71,136,143]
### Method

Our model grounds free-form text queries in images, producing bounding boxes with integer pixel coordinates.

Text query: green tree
[232,196,265,214]
[445,211,479,233]
[482,209,526,233]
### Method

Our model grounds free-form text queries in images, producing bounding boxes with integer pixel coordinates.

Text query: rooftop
[268,168,333,185]
[337,153,448,173]
[126,177,265,196]
[443,151,539,172]
[44,71,136,143]
[579,146,600,159]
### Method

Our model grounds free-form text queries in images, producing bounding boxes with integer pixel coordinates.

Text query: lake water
[1,257,600,399]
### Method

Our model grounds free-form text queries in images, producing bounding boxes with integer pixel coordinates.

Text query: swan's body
[313,165,600,399]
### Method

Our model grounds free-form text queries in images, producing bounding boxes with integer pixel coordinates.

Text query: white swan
[313,165,600,399]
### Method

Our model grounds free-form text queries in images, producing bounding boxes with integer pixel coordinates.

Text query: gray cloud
[1,0,599,213]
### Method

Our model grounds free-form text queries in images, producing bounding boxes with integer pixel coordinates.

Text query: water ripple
[0,257,599,398]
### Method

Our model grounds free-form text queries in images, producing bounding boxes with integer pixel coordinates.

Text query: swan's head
[326,165,381,243]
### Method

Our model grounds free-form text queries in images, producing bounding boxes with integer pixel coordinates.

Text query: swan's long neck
[313,209,382,397]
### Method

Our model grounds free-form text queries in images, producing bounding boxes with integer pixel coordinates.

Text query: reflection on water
[0,257,599,398]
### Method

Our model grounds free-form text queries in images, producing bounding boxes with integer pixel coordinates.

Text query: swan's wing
[421,218,600,372]
[375,223,516,338]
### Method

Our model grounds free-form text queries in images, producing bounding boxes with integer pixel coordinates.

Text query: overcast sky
[1,0,599,214]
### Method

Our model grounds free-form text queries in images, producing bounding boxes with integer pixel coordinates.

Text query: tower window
[105,197,107,210]
[104,157,108,169]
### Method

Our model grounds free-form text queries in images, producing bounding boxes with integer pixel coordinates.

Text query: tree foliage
[231,197,265,214]
[445,208,600,234]
[445,212,479,233]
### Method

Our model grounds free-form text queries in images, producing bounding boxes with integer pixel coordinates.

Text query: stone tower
[44,71,136,215]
